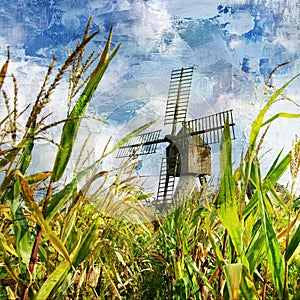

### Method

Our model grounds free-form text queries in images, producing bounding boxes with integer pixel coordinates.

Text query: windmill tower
[117,67,235,213]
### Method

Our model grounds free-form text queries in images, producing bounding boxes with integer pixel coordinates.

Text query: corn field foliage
[0,19,299,299]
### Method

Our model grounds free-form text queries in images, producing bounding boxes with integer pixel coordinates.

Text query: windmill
[117,67,235,213]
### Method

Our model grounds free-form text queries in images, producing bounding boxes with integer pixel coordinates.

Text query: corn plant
[0,17,124,299]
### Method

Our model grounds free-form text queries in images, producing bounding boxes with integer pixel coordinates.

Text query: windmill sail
[155,157,177,212]
[117,129,162,158]
[164,67,194,135]
[185,109,235,144]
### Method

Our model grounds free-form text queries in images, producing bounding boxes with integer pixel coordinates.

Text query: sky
[1,0,300,196]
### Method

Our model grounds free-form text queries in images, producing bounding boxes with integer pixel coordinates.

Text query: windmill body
[117,66,235,213]
[166,125,211,177]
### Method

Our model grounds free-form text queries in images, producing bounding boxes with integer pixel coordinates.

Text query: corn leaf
[262,112,300,127]
[243,151,290,218]
[19,126,35,174]
[217,120,243,256]
[257,186,284,299]
[239,266,258,299]
[184,256,215,295]
[249,73,300,155]
[16,171,72,267]
[0,232,18,257]
[35,261,70,300]
[285,223,300,262]
[72,218,100,268]
[61,210,77,244]
[51,29,120,181]
[7,181,32,282]
[246,231,266,274]
[224,263,243,300]
[265,150,290,184]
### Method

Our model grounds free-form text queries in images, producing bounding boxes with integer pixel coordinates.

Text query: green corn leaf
[0,232,18,257]
[45,165,93,220]
[265,149,290,184]
[35,260,70,300]
[217,119,243,257]
[184,256,215,295]
[61,210,77,245]
[257,187,285,299]
[264,213,285,298]
[16,171,72,267]
[19,126,35,174]
[249,73,300,155]
[72,218,100,268]
[265,180,288,212]
[7,180,32,282]
[51,29,120,182]
[285,223,300,263]
[262,112,300,127]
[208,233,225,266]
[292,198,300,209]
[242,190,258,218]
[246,231,266,274]
[224,263,243,300]
[243,151,290,218]
[253,158,284,297]
[239,266,258,299]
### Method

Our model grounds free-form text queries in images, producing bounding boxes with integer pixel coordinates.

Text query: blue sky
[1,0,300,187]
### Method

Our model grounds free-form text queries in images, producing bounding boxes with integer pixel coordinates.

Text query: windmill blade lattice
[117,130,162,158]
[164,67,194,134]
[185,109,235,144]
[156,157,177,211]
